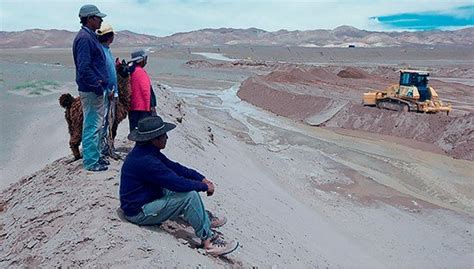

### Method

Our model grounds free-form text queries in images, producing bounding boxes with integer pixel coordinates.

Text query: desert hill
[1,26,473,48]
[1,44,473,267]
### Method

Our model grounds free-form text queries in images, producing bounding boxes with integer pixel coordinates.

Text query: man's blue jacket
[73,26,108,95]
[120,143,208,217]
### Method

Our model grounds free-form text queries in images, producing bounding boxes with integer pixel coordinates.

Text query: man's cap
[97,23,113,35]
[79,4,106,18]
[128,116,176,142]
[130,49,148,63]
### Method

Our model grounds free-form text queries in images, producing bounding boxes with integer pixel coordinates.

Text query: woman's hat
[130,49,148,63]
[128,116,176,142]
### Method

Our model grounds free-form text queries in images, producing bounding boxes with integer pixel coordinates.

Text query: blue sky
[374,5,474,30]
[0,1,473,36]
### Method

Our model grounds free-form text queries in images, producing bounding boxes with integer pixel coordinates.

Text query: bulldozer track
[376,98,410,112]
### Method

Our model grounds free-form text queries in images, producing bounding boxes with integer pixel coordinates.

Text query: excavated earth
[236,65,474,161]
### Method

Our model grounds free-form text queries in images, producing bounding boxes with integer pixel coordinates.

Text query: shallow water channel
[170,84,474,216]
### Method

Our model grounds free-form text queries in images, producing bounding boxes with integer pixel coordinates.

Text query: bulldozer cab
[399,70,431,101]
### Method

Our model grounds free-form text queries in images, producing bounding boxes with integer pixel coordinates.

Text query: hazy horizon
[1,1,473,37]
[1,24,473,39]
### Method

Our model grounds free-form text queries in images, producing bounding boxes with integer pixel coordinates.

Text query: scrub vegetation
[14,80,60,95]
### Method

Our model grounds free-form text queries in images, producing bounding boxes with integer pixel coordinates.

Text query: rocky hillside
[1,26,473,48]
[0,29,160,49]
[167,26,474,47]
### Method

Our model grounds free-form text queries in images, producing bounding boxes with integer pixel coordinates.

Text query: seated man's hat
[128,116,176,142]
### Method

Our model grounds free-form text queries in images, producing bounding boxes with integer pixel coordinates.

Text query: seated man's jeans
[125,189,213,241]
[79,91,104,169]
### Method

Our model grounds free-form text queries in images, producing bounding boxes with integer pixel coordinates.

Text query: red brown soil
[239,77,333,119]
[237,66,474,161]
[337,67,368,79]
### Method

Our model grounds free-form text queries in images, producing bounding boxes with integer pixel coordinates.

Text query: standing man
[128,49,157,131]
[73,4,109,171]
[96,23,119,160]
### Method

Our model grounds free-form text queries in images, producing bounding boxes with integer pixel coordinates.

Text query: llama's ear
[115,58,120,65]
[122,59,127,65]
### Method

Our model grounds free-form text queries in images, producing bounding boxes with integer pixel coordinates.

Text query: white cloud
[0,0,472,35]
[438,5,474,19]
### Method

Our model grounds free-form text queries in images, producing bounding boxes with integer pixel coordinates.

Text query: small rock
[26,239,39,249]
[177,238,189,245]
[138,246,154,252]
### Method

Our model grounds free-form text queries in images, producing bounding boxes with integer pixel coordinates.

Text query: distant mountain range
[1,26,472,49]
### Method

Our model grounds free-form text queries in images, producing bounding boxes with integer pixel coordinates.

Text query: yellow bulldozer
[363,70,451,114]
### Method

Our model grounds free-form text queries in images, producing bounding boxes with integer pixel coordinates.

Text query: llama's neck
[117,75,131,109]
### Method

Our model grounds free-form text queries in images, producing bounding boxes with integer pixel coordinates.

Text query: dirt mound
[263,69,314,84]
[238,77,331,119]
[308,68,338,80]
[325,104,452,140]
[436,113,474,160]
[337,67,368,79]
[325,106,472,160]
[262,67,338,85]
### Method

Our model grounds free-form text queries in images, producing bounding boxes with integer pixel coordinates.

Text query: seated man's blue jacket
[73,26,108,95]
[120,143,208,217]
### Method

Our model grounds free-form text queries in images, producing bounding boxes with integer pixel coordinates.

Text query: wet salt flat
[191,52,237,62]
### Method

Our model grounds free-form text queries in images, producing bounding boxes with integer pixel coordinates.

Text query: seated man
[120,116,239,256]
